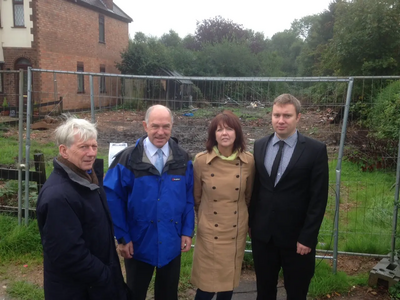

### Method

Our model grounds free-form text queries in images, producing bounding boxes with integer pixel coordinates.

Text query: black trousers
[124,255,181,300]
[194,288,233,300]
[251,237,315,300]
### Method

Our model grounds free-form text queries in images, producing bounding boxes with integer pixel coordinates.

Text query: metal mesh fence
[1,69,399,272]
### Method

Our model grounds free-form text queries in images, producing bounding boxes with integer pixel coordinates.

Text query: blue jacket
[104,136,194,268]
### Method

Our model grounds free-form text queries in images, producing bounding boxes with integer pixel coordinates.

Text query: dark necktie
[270,140,284,185]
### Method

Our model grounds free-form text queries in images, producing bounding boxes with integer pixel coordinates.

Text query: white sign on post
[108,143,128,167]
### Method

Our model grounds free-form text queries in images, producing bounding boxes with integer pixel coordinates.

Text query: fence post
[18,69,24,225]
[390,130,400,263]
[24,67,33,225]
[90,75,95,123]
[333,77,354,274]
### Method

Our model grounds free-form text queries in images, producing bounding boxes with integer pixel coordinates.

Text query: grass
[7,281,44,300]
[318,159,397,254]
[309,260,368,297]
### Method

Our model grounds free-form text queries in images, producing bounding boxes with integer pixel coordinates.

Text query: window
[13,0,24,27]
[99,15,105,43]
[77,62,84,93]
[100,65,106,93]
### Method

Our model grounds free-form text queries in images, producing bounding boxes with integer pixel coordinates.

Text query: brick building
[0,0,132,111]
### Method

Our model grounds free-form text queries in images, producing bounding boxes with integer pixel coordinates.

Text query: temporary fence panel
[11,68,400,274]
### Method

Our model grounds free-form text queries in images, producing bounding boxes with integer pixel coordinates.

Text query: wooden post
[34,153,47,193]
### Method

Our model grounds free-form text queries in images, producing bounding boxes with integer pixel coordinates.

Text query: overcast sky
[114,0,333,39]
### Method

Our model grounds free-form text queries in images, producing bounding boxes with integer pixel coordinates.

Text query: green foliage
[194,16,248,45]
[116,34,173,75]
[2,97,9,109]
[308,261,365,297]
[0,216,42,260]
[268,30,304,76]
[328,0,400,76]
[389,281,400,300]
[369,80,400,140]
[7,281,44,300]
[179,249,194,292]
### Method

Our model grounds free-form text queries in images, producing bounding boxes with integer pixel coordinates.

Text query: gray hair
[273,94,302,115]
[144,105,174,124]
[54,116,97,147]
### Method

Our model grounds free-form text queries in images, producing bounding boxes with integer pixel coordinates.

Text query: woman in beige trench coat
[191,111,255,300]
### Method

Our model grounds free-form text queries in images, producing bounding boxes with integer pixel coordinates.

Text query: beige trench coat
[190,150,255,292]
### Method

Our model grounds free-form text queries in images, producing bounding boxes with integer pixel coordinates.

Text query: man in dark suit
[249,94,329,300]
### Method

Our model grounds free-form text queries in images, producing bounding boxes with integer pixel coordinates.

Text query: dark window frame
[13,0,25,27]
[99,14,105,43]
[77,62,85,94]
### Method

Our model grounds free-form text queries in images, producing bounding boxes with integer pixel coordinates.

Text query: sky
[114,0,333,39]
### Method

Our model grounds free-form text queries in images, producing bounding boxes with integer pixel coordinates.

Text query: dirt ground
[10,106,344,157]
[0,107,390,299]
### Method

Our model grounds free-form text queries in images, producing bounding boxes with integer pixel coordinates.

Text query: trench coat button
[213,199,217,202]
[234,211,237,214]
[211,173,214,177]
[215,224,218,227]
[158,220,160,222]
[233,225,237,227]
[170,219,173,222]
[214,237,218,239]
[214,211,217,214]
[212,186,216,189]
[175,221,178,224]
[236,175,239,178]
[232,237,235,239]
[158,198,160,201]
[159,241,162,244]
[235,188,239,191]
[236,163,239,166]
[151,220,154,223]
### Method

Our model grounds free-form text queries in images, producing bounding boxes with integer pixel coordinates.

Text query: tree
[327,0,400,76]
[160,30,182,47]
[195,16,248,45]
[116,33,172,75]
[268,30,304,76]
[296,5,336,76]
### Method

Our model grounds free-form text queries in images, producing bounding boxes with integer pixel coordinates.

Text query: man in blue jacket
[104,104,194,300]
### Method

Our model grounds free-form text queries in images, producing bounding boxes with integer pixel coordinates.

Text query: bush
[369,80,400,140]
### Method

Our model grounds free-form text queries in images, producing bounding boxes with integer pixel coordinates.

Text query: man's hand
[297,242,311,255]
[181,236,192,252]
[118,241,134,259]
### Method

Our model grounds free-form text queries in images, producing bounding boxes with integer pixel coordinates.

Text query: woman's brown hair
[206,110,246,153]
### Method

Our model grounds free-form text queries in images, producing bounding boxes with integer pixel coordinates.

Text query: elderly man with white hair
[36,116,131,300]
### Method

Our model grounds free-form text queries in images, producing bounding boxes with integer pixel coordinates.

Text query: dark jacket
[104,136,194,267]
[36,158,130,300]
[249,132,329,249]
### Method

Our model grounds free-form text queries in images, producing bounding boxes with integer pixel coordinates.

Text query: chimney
[103,0,113,10]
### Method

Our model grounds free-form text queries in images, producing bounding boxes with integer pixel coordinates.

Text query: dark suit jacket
[249,132,329,249]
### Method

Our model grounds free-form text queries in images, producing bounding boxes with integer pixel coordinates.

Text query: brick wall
[2,48,38,108]
[33,0,129,111]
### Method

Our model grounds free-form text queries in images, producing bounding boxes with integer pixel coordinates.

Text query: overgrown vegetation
[319,160,397,254]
